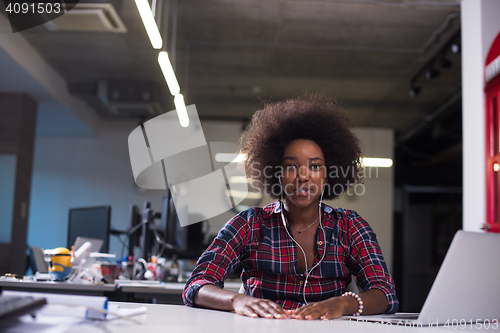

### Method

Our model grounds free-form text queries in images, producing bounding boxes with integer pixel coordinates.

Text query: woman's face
[280,139,327,209]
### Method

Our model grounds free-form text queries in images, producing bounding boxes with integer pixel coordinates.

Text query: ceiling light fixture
[135,0,162,49]
[408,29,459,97]
[215,153,246,163]
[228,190,263,200]
[438,57,452,69]
[158,52,180,95]
[436,47,453,69]
[228,176,251,184]
[425,68,440,79]
[409,85,421,97]
[158,50,188,128]
[362,157,393,168]
[174,94,189,127]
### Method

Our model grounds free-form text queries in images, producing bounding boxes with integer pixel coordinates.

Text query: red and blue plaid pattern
[183,201,399,313]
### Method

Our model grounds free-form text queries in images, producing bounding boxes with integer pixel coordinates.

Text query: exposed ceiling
[2,0,463,184]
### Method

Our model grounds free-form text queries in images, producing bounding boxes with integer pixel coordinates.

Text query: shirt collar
[266,200,333,214]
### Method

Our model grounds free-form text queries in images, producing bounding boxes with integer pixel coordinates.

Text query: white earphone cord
[279,183,327,305]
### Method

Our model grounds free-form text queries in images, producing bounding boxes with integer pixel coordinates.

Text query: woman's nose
[297,166,310,181]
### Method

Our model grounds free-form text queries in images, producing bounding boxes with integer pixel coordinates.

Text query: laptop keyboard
[0,295,47,323]
[387,314,419,320]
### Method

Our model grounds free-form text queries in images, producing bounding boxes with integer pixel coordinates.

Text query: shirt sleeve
[344,210,399,314]
[182,209,253,307]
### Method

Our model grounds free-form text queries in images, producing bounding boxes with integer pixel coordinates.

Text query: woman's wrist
[336,294,360,316]
[230,293,247,311]
[341,291,364,316]
[195,284,246,312]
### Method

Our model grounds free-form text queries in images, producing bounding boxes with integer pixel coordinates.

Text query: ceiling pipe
[396,84,462,147]
[408,29,461,96]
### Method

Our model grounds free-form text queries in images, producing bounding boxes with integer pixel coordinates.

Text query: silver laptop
[347,230,500,326]
[73,237,103,253]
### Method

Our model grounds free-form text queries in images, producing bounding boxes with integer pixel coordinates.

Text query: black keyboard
[0,295,47,323]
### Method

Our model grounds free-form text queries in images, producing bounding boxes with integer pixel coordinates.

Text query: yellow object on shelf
[44,247,73,281]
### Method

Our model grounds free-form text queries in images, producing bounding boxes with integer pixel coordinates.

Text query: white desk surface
[2,302,498,333]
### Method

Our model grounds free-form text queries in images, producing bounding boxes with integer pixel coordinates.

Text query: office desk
[2,301,498,333]
[0,280,117,298]
[0,280,242,304]
[117,281,241,304]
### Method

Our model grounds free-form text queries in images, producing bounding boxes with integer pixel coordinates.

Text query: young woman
[182,94,398,320]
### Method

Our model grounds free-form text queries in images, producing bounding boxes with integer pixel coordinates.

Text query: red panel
[484,31,500,233]
[485,88,500,233]
[486,32,500,66]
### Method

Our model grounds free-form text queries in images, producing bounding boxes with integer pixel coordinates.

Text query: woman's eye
[286,164,296,169]
[311,164,321,170]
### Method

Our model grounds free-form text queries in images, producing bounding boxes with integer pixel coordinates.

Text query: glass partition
[0,154,17,243]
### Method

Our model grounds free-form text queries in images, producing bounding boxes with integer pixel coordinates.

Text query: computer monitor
[161,193,176,247]
[67,206,111,253]
[160,193,205,259]
[127,204,141,257]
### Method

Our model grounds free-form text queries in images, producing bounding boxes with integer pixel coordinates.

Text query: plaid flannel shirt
[183,201,399,313]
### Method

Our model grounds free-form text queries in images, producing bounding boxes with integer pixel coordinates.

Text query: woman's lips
[296,187,311,197]
[284,185,317,197]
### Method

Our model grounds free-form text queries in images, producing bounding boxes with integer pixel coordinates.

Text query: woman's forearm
[356,288,389,315]
[193,284,241,311]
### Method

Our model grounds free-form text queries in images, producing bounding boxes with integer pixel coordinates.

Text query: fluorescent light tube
[228,190,262,200]
[362,157,393,168]
[228,176,251,184]
[135,0,163,49]
[174,94,189,127]
[215,153,245,163]
[158,51,180,96]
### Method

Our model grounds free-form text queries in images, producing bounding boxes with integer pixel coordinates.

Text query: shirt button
[299,281,304,285]
[318,241,323,246]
